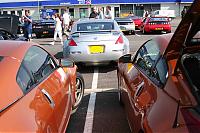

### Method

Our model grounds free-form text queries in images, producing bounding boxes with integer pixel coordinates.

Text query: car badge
[93,37,98,40]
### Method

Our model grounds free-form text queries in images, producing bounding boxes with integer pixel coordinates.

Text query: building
[0,0,193,20]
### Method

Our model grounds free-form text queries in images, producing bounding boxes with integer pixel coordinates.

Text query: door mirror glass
[119,54,132,63]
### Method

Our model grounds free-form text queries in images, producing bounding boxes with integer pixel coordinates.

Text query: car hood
[0,14,19,35]
[0,56,23,113]
[164,0,200,59]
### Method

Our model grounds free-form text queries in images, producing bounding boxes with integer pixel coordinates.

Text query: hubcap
[75,78,82,103]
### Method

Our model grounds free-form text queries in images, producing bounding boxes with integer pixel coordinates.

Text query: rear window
[0,56,4,62]
[77,22,114,31]
[150,17,168,22]
[117,22,133,25]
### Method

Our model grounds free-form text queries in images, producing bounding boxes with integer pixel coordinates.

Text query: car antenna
[172,99,181,128]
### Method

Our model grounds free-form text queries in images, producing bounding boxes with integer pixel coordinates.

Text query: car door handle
[135,81,144,97]
[41,89,55,108]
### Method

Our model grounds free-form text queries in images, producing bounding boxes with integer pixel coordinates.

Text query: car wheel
[131,30,135,35]
[72,72,85,111]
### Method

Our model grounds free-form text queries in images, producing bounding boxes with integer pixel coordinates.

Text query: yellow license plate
[89,45,104,54]
[155,28,163,30]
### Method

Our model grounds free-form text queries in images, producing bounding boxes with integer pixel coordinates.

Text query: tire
[72,72,85,112]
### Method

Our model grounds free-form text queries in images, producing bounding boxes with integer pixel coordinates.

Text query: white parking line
[83,68,98,133]
[92,68,99,89]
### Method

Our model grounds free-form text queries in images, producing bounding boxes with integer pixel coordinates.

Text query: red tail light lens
[68,39,77,46]
[115,35,124,44]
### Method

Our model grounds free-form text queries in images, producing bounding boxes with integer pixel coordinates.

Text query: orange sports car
[118,0,200,132]
[0,40,84,132]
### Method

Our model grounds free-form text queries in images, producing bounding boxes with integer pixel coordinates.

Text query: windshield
[150,17,169,22]
[77,22,114,31]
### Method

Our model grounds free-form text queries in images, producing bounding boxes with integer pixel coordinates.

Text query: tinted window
[117,22,133,25]
[77,22,114,31]
[22,46,57,83]
[152,57,168,86]
[135,40,160,77]
[150,17,168,22]
[16,65,34,92]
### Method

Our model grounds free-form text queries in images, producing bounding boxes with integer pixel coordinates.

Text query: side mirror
[59,58,74,67]
[119,54,132,63]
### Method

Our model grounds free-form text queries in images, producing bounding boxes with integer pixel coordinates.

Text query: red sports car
[140,16,171,34]
[0,40,84,132]
[118,0,200,132]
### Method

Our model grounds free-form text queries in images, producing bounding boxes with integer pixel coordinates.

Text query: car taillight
[163,22,169,24]
[149,22,156,25]
[68,39,77,46]
[115,35,124,44]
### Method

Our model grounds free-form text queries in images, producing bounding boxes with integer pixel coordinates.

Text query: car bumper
[120,25,135,32]
[145,26,171,32]
[33,28,54,35]
[64,45,126,64]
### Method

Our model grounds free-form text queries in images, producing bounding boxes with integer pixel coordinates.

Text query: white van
[152,10,176,18]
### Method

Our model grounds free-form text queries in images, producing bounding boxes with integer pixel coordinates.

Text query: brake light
[68,39,77,46]
[115,35,124,44]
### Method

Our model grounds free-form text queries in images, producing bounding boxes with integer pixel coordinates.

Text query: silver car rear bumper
[64,45,126,63]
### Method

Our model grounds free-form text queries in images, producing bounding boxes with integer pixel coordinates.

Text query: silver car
[63,19,130,65]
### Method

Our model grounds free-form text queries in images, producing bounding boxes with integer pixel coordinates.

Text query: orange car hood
[164,0,200,59]
[0,56,23,113]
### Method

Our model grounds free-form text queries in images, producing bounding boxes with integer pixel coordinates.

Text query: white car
[63,19,130,65]
[114,17,135,34]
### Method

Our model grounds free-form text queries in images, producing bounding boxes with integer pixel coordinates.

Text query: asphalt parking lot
[31,17,181,132]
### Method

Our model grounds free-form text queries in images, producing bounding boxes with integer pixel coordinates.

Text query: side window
[17,46,57,92]
[16,65,34,92]
[135,40,160,77]
[152,57,168,86]
[23,46,57,82]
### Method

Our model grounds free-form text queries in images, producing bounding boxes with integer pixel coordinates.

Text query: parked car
[32,18,56,38]
[117,0,200,132]
[114,17,135,34]
[0,28,27,41]
[140,16,171,34]
[0,40,84,132]
[63,19,130,65]
[0,14,27,41]
[128,16,143,30]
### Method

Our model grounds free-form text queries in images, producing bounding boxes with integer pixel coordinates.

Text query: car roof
[154,33,173,54]
[76,19,115,24]
[72,19,120,33]
[0,40,37,59]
